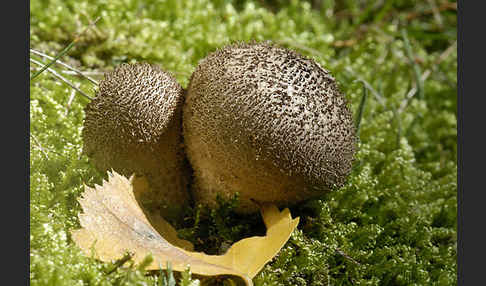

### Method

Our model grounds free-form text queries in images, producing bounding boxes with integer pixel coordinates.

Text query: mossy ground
[30,0,457,285]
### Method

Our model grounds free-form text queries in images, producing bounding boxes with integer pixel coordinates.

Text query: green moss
[30,0,456,285]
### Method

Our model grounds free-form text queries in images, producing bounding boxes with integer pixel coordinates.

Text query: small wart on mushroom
[183,42,357,213]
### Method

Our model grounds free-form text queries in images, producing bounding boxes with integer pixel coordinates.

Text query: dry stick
[65,88,77,115]
[335,248,361,266]
[30,134,49,159]
[30,134,67,158]
[30,58,94,100]
[406,2,457,21]
[427,0,444,28]
[30,50,96,113]
[59,70,105,76]
[30,16,101,80]
[30,49,99,85]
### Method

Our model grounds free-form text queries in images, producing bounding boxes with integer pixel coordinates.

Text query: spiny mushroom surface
[183,42,356,213]
[82,63,190,220]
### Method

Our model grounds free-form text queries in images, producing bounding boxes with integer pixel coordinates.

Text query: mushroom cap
[82,63,190,219]
[183,42,356,213]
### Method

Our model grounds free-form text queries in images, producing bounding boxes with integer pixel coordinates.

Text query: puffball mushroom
[183,42,356,213]
[82,63,190,220]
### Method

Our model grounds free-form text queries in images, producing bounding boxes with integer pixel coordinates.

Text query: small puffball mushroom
[82,63,190,220]
[183,42,356,213]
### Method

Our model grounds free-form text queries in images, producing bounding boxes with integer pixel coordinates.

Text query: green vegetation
[30,0,457,285]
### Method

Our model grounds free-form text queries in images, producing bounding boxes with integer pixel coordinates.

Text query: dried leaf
[131,176,195,251]
[72,171,299,286]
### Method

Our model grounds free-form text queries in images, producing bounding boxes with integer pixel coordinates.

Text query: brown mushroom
[82,63,191,220]
[183,42,356,213]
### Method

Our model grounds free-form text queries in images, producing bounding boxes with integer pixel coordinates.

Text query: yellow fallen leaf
[72,171,299,286]
[131,175,195,252]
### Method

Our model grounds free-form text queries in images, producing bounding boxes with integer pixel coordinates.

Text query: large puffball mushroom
[183,42,356,213]
[82,63,191,220]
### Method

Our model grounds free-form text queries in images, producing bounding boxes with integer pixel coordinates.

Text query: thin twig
[427,0,443,28]
[30,16,101,80]
[59,70,105,76]
[30,58,94,100]
[30,49,99,85]
[406,2,457,21]
[332,39,357,48]
[30,134,49,159]
[65,88,77,116]
[30,134,67,158]
[335,248,361,266]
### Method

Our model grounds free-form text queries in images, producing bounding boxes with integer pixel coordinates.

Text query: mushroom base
[186,141,330,214]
